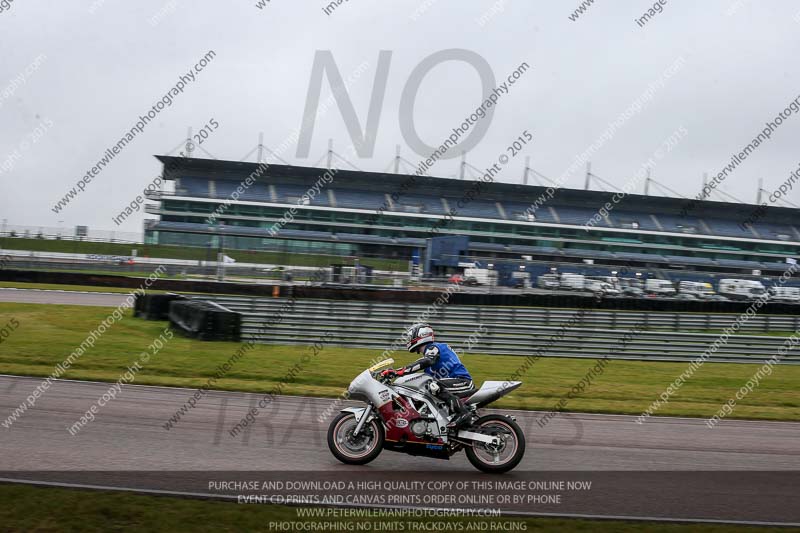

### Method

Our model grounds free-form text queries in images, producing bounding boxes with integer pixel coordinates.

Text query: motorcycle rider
[381,323,474,429]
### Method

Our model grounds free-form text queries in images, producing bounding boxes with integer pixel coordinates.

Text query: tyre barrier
[134,293,185,320]
[168,299,241,341]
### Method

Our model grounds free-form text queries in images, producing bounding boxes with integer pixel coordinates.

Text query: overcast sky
[2,0,799,234]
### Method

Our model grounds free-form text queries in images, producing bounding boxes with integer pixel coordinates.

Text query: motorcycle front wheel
[327,411,385,465]
[464,414,526,474]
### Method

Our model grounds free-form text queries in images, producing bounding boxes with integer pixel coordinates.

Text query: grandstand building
[145,156,800,278]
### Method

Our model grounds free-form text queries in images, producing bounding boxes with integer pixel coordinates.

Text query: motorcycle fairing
[340,406,367,422]
[349,368,450,443]
[464,381,522,408]
[347,369,396,407]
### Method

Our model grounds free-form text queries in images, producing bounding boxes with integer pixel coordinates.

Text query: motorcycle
[327,359,526,473]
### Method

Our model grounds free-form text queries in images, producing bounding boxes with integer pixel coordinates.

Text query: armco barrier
[168,299,241,341]
[193,295,800,364]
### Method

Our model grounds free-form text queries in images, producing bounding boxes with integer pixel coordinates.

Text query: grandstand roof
[154,155,799,225]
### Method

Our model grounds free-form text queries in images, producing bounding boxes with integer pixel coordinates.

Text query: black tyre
[327,412,385,465]
[464,414,526,474]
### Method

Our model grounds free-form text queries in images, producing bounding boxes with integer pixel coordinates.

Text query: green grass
[0,484,789,533]
[1,302,799,421]
[0,237,408,271]
[0,281,219,296]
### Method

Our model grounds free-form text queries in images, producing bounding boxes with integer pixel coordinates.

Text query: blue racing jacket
[406,342,472,380]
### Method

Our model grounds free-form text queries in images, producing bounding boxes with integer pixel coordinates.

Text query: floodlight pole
[257,132,264,163]
[459,151,466,180]
[523,156,530,185]
[756,178,763,204]
[644,168,651,196]
[326,139,333,170]
[186,127,194,158]
[394,144,401,174]
[584,162,591,190]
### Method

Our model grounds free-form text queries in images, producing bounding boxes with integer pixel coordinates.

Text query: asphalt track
[1,375,798,525]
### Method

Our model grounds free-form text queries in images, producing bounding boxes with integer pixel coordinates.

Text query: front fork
[352,404,373,437]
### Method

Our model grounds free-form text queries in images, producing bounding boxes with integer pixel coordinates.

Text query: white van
[463,268,497,286]
[585,277,621,296]
[768,286,800,303]
[537,274,560,289]
[620,278,645,297]
[559,273,585,291]
[718,279,766,300]
[678,281,715,299]
[597,276,622,295]
[645,279,676,296]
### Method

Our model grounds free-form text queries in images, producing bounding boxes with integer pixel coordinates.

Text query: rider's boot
[446,400,472,429]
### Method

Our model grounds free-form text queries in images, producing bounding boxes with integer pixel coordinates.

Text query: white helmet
[405,323,434,352]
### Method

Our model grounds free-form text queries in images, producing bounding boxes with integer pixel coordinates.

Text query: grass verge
[0,484,786,533]
[0,281,175,294]
[0,302,798,421]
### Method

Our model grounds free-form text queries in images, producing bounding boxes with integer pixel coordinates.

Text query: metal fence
[196,296,800,364]
[0,224,142,243]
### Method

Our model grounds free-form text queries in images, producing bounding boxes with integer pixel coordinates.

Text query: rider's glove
[380,368,407,379]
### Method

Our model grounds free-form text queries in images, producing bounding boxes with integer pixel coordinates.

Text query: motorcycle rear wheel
[327,412,385,465]
[464,414,525,474]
